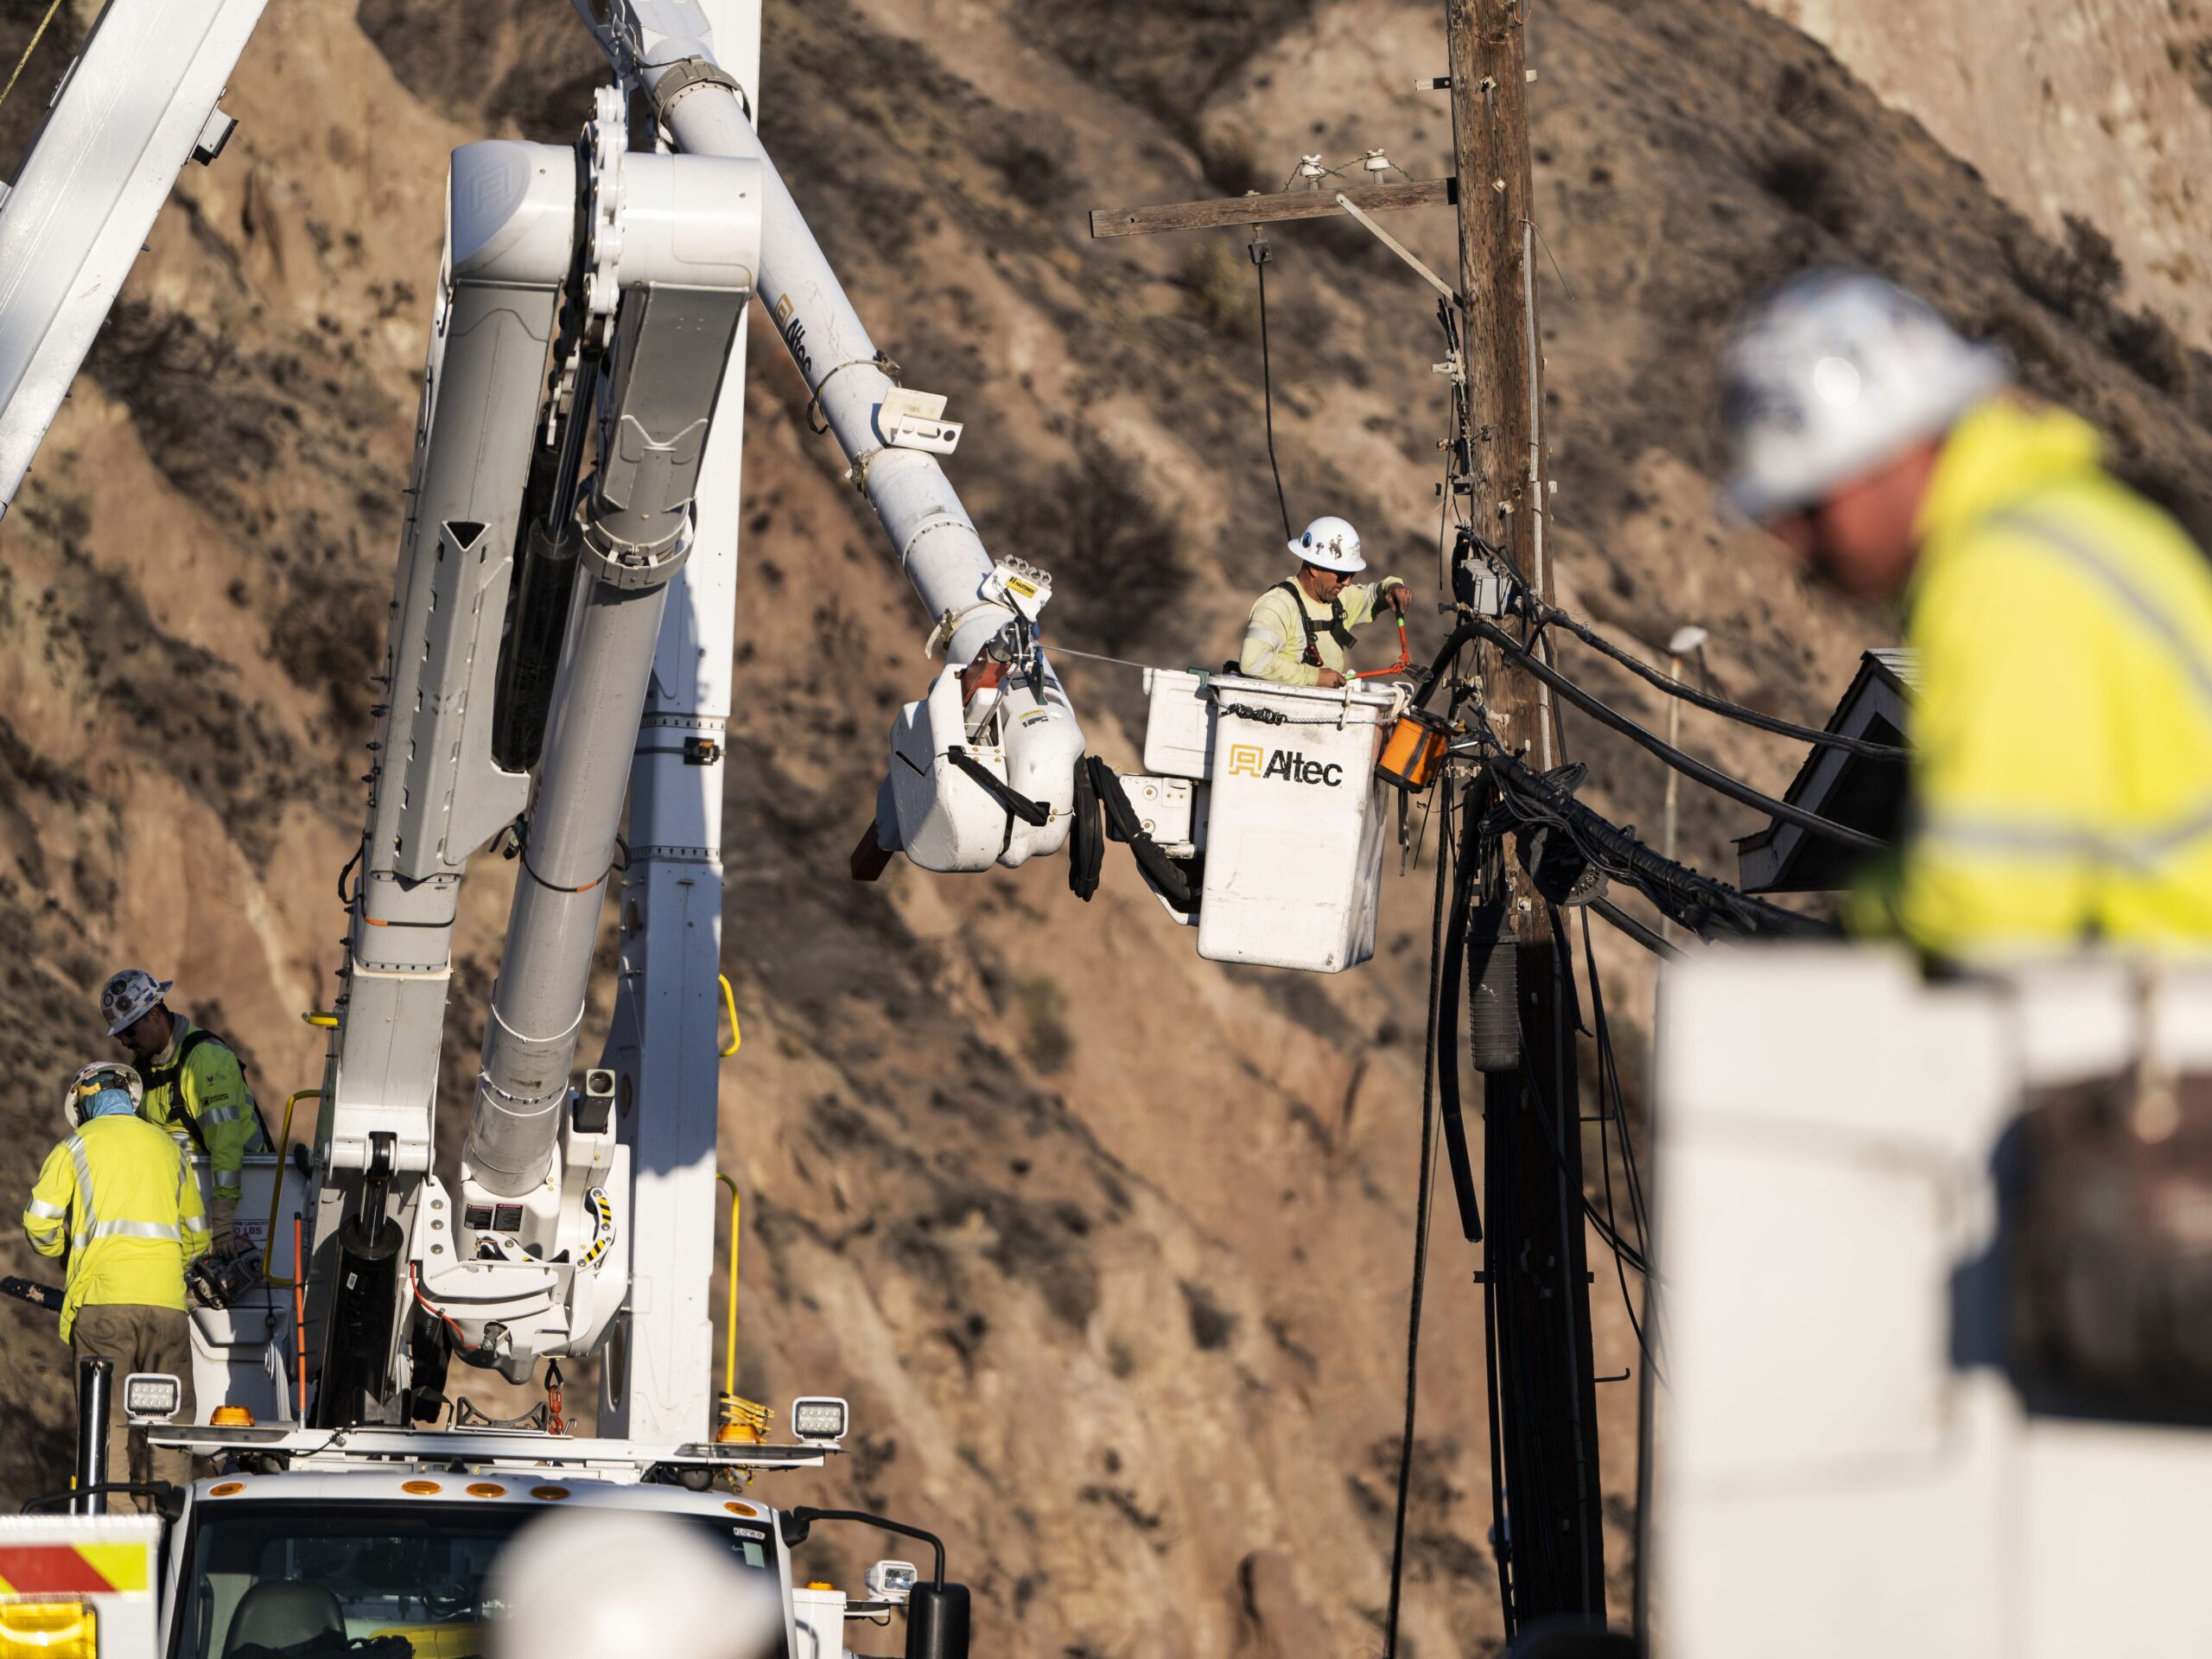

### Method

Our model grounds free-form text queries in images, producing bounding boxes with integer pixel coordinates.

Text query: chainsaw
[1,1274,62,1313]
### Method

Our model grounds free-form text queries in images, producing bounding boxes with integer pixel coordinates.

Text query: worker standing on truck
[1241,514,1409,687]
[23,1062,207,1502]
[100,969,266,1255]
[1719,270,2212,951]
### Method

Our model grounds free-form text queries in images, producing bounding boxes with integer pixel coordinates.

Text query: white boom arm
[579,0,1089,879]
[305,90,764,1414]
[0,0,263,516]
[302,0,1093,1435]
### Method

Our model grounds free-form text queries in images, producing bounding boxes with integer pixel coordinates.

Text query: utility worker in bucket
[1241,514,1408,687]
[100,969,266,1255]
[1719,270,2212,951]
[23,1062,207,1501]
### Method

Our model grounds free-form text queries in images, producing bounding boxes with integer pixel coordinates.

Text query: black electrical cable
[1574,915,1666,1649]
[1580,913,1662,1372]
[1465,787,1516,1628]
[336,836,365,909]
[1589,895,1682,960]
[1532,901,1604,1618]
[1535,603,1906,760]
[1382,785,1455,1659]
[1251,234,1294,543]
[1464,618,1887,854]
[1509,987,1656,1285]
[1479,740,1838,941]
[1433,782,1485,1243]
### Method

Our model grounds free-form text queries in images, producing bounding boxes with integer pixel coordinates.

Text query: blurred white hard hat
[1289,514,1365,573]
[489,1510,785,1659]
[1720,270,2010,520]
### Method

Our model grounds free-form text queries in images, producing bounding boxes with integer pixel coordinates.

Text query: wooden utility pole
[1083,10,1609,1629]
[1446,0,1607,1629]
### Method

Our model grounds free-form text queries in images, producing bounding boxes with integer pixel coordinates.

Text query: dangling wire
[0,0,66,116]
[1250,230,1294,543]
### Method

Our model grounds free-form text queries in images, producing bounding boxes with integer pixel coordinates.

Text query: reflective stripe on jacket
[22,1113,209,1341]
[1849,399,2212,951]
[140,1017,265,1200]
[1241,575,1407,684]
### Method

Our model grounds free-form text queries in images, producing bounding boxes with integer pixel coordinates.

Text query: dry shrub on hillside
[1183,239,1260,340]
[988,442,1187,656]
[83,301,285,505]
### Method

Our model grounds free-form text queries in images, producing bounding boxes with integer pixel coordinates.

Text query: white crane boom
[0,0,263,517]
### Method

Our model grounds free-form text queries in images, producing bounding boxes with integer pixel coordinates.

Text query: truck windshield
[171,1499,783,1659]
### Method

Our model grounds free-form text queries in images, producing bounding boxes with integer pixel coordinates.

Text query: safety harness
[1273,579,1358,667]
[134,1029,271,1157]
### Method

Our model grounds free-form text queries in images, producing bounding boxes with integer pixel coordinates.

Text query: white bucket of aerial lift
[885,665,1082,871]
[1140,668,1404,973]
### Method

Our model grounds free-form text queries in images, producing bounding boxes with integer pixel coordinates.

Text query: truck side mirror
[903,1580,969,1659]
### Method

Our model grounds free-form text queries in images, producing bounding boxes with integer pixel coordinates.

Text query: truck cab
[134,1422,956,1659]
[162,1469,782,1659]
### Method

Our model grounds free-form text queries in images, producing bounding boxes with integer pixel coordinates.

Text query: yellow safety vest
[1850,399,2212,951]
[1241,575,1406,684]
[22,1114,210,1342]
[137,1018,265,1201]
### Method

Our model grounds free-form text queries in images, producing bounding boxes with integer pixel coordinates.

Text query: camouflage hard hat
[100,969,172,1037]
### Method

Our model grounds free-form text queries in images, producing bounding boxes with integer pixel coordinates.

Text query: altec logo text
[1228,744,1344,786]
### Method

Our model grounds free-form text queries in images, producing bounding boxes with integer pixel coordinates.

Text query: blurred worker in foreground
[1721,270,2212,952]
[23,1062,207,1503]
[101,969,266,1254]
[1242,514,1408,687]
[489,1509,785,1659]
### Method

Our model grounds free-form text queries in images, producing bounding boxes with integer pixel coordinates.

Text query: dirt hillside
[1759,0,2212,352]
[0,2,2206,1656]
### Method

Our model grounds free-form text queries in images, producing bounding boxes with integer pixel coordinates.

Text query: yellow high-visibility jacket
[1241,575,1408,684]
[138,1017,265,1202]
[22,1112,210,1341]
[1850,399,2212,952]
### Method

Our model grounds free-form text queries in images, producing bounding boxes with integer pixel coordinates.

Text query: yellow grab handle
[301,1012,338,1028]
[717,974,741,1058]
[261,1090,321,1287]
[717,1173,741,1399]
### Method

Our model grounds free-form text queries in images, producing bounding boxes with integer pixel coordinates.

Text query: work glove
[209,1192,238,1256]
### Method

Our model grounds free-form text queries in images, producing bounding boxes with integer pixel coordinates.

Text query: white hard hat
[100,969,171,1037]
[487,1510,785,1659]
[1719,270,2011,520]
[1289,514,1365,573]
[64,1061,143,1131]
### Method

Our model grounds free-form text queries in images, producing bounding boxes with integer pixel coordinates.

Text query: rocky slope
[1759,0,2212,352]
[0,2,2206,1656]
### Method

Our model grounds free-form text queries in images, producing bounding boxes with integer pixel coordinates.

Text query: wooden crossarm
[1087,175,1456,238]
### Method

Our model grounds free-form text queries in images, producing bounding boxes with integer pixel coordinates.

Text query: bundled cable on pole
[1532,600,1906,760]
[1478,739,1837,941]
[1456,617,1887,855]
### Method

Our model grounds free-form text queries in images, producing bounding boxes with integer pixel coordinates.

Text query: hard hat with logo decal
[63,1060,143,1131]
[1719,270,2011,521]
[100,968,172,1037]
[1289,514,1365,573]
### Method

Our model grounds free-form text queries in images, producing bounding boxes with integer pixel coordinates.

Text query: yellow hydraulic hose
[260,1090,320,1287]
[716,1173,741,1398]
[718,974,741,1057]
